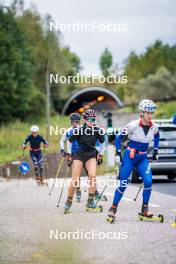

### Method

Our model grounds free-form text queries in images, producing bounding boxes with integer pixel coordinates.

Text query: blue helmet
[70,113,81,121]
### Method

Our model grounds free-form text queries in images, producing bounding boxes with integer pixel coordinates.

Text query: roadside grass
[0,115,68,163]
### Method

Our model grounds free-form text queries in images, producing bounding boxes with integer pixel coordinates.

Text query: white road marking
[122,197,133,202]
[149,203,161,208]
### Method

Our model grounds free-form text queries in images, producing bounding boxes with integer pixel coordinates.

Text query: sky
[4,0,176,74]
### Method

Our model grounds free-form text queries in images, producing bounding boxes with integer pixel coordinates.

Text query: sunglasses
[87,117,96,123]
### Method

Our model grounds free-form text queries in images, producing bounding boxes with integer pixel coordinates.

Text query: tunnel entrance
[62,87,123,115]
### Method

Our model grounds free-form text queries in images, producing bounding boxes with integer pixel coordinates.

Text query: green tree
[135,67,176,101]
[99,48,113,77]
[0,6,43,123]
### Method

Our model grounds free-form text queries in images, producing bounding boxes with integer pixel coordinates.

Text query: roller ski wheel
[107,215,115,224]
[85,198,103,212]
[86,204,103,213]
[107,206,117,224]
[138,213,164,223]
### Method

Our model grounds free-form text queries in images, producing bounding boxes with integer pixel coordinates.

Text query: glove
[115,151,122,165]
[61,149,67,157]
[153,149,158,161]
[67,154,73,167]
[97,155,103,165]
[22,144,26,150]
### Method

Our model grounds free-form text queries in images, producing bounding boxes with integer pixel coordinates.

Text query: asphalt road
[0,176,176,264]
[132,176,176,196]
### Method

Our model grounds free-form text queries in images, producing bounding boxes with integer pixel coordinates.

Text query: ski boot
[95,190,107,201]
[64,197,72,214]
[40,176,45,186]
[138,204,164,223]
[36,176,40,186]
[107,205,117,223]
[86,194,103,212]
[76,190,81,203]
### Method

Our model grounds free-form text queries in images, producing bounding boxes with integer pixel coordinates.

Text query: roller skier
[22,125,48,185]
[107,99,161,223]
[63,109,106,213]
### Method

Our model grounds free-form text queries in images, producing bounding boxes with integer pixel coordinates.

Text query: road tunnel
[61,86,124,115]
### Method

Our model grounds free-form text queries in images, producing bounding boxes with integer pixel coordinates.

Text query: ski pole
[18,149,25,187]
[57,166,70,207]
[95,165,117,206]
[48,157,64,195]
[133,183,143,201]
[43,148,48,185]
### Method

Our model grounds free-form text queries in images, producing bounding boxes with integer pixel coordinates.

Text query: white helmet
[138,99,157,113]
[30,125,39,133]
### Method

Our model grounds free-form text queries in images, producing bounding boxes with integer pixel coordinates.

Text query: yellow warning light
[78,107,85,113]
[97,96,105,102]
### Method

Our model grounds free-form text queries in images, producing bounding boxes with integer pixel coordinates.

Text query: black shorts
[73,150,97,163]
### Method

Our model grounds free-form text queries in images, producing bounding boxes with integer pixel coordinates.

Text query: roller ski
[95,190,107,201]
[64,198,72,214]
[138,204,164,223]
[86,196,103,212]
[107,206,117,223]
[76,190,81,203]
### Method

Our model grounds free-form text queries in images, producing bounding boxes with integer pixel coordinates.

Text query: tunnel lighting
[97,96,105,102]
[78,107,85,112]
[84,105,90,109]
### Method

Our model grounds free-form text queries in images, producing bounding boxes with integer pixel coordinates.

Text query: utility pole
[46,61,50,141]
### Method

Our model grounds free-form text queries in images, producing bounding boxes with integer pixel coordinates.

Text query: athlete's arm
[153,126,160,160]
[22,136,29,149]
[67,140,72,155]
[115,125,130,152]
[154,131,160,150]
[99,141,106,155]
[96,128,106,155]
[41,136,48,147]
[60,132,67,151]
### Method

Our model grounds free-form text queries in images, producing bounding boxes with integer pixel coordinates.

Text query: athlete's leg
[36,151,44,184]
[67,159,83,199]
[137,157,152,205]
[30,151,40,183]
[112,150,134,206]
[85,158,97,195]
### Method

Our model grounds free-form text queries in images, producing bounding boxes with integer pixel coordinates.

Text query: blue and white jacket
[115,119,160,152]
